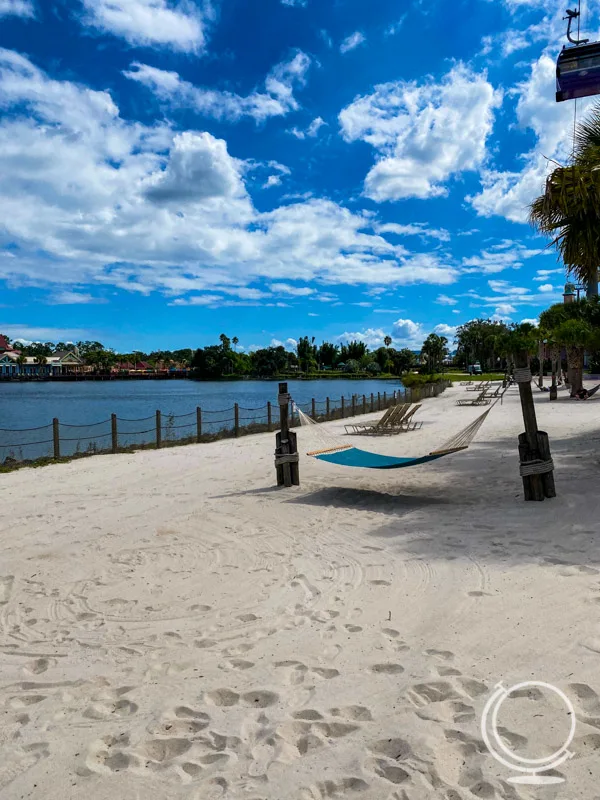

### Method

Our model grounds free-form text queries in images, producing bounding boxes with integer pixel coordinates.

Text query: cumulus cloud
[124,50,311,124]
[538,282,553,292]
[433,323,457,337]
[340,64,501,201]
[0,0,34,18]
[0,49,466,304]
[79,0,208,52]
[470,53,595,222]
[340,31,366,54]
[336,327,389,348]
[1,324,90,341]
[269,283,314,296]
[144,131,247,203]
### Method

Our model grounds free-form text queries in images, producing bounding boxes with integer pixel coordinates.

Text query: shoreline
[2,384,600,797]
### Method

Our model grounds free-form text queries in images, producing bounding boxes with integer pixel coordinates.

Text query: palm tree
[529,104,600,297]
[34,354,47,377]
[16,353,26,376]
[384,335,392,348]
[232,336,239,352]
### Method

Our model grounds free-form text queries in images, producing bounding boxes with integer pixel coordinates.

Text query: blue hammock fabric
[313,447,450,470]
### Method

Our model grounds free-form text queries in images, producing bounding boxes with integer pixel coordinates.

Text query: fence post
[363,394,367,414]
[156,410,162,449]
[196,407,202,442]
[312,398,316,419]
[377,392,381,411]
[326,397,330,419]
[341,396,345,418]
[267,401,272,432]
[383,391,387,406]
[111,414,118,454]
[352,395,356,416]
[234,403,240,437]
[370,393,374,412]
[53,418,60,459]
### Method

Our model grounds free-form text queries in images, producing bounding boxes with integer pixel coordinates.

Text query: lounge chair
[456,390,491,406]
[344,403,409,435]
[484,385,503,398]
[392,404,423,432]
[460,380,473,386]
[467,381,490,391]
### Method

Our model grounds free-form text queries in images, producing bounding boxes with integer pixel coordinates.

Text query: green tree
[297,336,317,372]
[16,353,26,375]
[344,359,360,373]
[384,335,392,348]
[529,103,600,296]
[391,348,415,376]
[420,334,448,374]
[455,319,508,370]
[317,341,338,368]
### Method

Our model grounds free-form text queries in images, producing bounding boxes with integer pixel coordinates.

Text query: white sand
[1,383,600,799]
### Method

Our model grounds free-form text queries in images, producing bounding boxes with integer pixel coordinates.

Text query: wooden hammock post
[362,394,367,414]
[275,382,299,488]
[312,398,316,419]
[514,351,556,501]
[326,396,330,419]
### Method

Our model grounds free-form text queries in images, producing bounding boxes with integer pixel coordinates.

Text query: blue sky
[0,0,595,353]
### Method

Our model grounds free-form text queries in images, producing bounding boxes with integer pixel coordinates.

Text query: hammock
[296,402,496,471]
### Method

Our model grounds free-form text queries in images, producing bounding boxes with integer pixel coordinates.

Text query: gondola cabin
[556,41,600,102]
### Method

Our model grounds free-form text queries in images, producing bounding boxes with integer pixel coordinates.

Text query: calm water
[0,378,400,431]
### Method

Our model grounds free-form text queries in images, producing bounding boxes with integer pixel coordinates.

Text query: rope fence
[0,381,451,468]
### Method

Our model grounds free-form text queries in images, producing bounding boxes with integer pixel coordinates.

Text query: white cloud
[538,283,553,292]
[0,49,463,303]
[433,323,457,337]
[521,317,539,325]
[80,0,208,52]
[0,0,34,18]
[377,222,450,242]
[281,0,307,5]
[289,115,327,140]
[534,267,563,281]
[462,243,543,274]
[125,50,311,124]
[1,324,90,341]
[493,303,517,319]
[436,294,458,305]
[470,53,595,222]
[488,279,529,295]
[385,16,406,36]
[269,283,314,296]
[144,131,247,203]
[264,174,282,188]
[392,318,426,347]
[270,337,298,348]
[336,327,389,348]
[452,309,461,314]
[51,291,104,304]
[340,31,366,54]
[340,64,501,201]
[308,312,318,316]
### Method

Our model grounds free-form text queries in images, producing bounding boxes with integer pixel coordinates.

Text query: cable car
[556,9,600,102]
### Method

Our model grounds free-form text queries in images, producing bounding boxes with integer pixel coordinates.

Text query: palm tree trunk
[587,272,599,298]
[567,346,584,395]
[538,341,544,389]
[550,361,558,401]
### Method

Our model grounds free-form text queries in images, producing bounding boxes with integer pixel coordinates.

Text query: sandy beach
[2,383,600,799]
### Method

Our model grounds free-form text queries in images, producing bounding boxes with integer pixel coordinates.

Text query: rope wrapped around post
[519,458,554,477]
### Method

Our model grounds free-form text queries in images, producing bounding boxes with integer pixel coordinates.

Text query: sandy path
[1,383,600,799]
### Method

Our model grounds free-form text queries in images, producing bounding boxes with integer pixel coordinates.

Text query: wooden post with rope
[275,382,299,488]
[514,352,556,501]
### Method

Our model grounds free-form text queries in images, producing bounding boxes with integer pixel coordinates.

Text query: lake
[0,378,402,463]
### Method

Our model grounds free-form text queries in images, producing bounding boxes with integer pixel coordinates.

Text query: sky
[0,0,597,353]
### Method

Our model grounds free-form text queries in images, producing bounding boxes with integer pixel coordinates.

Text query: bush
[366,361,381,374]
[401,372,443,387]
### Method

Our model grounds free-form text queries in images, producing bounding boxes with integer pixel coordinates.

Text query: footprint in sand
[370,663,405,675]
[0,575,14,605]
[202,688,279,708]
